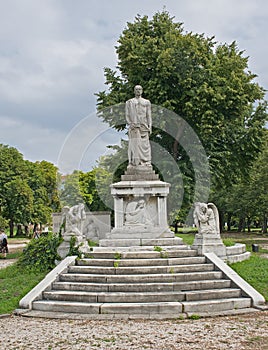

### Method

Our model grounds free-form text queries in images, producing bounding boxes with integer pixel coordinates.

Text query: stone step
[59,271,223,284]
[181,297,252,313]
[32,300,183,314]
[99,237,184,247]
[68,263,214,275]
[33,298,252,315]
[93,245,190,252]
[43,288,241,304]
[43,291,186,303]
[32,300,100,314]
[185,288,241,301]
[53,279,232,293]
[85,250,198,260]
[100,302,183,314]
[17,307,260,320]
[77,256,206,267]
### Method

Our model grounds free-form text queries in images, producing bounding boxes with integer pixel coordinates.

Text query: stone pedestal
[108,165,173,240]
[57,232,91,260]
[191,233,227,259]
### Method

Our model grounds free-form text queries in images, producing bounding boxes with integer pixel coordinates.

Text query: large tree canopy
[96,11,267,190]
[96,11,267,223]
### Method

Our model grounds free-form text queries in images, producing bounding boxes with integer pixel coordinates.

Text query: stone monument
[108,85,173,240]
[191,202,227,258]
[57,203,91,259]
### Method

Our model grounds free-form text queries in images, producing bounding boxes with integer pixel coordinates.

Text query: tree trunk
[238,217,245,232]
[242,219,246,232]
[219,210,224,232]
[227,212,232,232]
[33,223,38,233]
[263,213,267,234]
[24,225,29,236]
[172,121,186,161]
[9,220,14,237]
[247,216,251,233]
[17,224,23,236]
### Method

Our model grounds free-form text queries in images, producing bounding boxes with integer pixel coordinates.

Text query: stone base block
[110,179,171,241]
[191,233,227,258]
[99,237,183,247]
[107,226,174,240]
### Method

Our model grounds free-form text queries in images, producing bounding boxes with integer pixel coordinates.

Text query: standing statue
[126,85,152,166]
[193,202,220,235]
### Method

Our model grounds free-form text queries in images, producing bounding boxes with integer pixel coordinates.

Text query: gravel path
[1,312,267,350]
[0,258,17,269]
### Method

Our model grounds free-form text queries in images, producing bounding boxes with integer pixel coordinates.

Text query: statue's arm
[125,101,131,125]
[147,100,152,133]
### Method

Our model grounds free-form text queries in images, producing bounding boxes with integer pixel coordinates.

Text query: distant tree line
[0,144,60,236]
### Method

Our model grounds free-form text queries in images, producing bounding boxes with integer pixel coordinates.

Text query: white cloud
[0,0,267,172]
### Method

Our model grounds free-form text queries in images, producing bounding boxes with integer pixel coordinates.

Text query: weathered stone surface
[109,180,172,240]
[182,298,251,313]
[19,242,264,319]
[192,202,227,258]
[101,302,183,314]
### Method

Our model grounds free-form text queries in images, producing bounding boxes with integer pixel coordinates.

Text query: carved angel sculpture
[193,202,220,235]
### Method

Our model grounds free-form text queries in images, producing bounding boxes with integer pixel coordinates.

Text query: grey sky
[0,0,267,173]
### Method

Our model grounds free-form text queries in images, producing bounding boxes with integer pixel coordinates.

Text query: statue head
[137,199,146,208]
[134,85,143,97]
[200,203,207,213]
[62,206,69,213]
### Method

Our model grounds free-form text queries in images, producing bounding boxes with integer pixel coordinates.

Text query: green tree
[248,132,268,233]
[96,12,267,220]
[79,167,113,211]
[38,161,61,212]
[59,170,84,207]
[0,145,30,236]
[218,130,268,233]
[2,178,33,236]
[26,160,61,227]
[0,144,61,235]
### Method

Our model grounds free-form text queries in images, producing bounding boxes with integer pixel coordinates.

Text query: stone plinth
[109,177,173,239]
[121,164,159,181]
[191,233,227,259]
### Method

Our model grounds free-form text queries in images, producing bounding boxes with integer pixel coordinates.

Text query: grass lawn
[230,255,268,301]
[0,264,46,314]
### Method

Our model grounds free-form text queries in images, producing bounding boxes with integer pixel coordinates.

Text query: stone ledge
[19,256,76,309]
[205,252,265,306]
[226,251,251,263]
[99,237,183,247]
[226,243,247,255]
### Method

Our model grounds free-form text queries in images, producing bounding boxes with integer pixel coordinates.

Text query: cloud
[0,0,267,173]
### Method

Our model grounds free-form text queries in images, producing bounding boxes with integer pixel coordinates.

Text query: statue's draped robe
[126,97,151,166]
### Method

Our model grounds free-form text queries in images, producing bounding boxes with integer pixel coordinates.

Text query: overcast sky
[0,0,267,173]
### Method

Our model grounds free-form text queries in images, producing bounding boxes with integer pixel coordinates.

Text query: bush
[18,232,62,272]
[68,236,81,257]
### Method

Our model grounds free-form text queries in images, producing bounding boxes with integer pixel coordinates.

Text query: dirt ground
[0,311,267,350]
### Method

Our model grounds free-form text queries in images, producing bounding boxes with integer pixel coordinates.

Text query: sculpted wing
[208,202,220,235]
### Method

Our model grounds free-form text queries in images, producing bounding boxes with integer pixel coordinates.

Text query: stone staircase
[18,237,261,319]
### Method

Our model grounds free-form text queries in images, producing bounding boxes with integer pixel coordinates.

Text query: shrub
[68,236,81,257]
[18,232,62,272]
